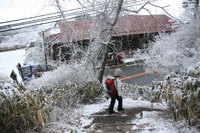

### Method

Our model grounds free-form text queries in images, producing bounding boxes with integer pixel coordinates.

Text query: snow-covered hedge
[0,81,102,132]
[122,83,151,100]
[0,82,21,101]
[0,82,48,132]
[150,66,200,126]
[38,81,102,108]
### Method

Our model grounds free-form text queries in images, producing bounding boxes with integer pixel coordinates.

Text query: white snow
[75,98,198,133]
[80,98,167,117]
[0,49,25,82]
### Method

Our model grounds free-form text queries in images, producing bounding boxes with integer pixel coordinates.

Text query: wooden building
[41,14,176,61]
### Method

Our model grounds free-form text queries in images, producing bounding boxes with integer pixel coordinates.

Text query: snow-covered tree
[182,0,199,19]
[55,0,124,83]
[135,19,200,78]
[27,0,125,87]
[24,45,45,65]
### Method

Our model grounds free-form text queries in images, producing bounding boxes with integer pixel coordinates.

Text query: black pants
[109,95,122,113]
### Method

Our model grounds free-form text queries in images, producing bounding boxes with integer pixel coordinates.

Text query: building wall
[47,33,157,61]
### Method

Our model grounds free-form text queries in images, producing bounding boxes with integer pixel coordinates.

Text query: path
[84,107,170,133]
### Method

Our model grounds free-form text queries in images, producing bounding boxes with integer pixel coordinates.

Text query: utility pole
[194,0,199,19]
[42,31,48,71]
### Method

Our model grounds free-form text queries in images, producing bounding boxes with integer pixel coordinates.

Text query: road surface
[105,65,158,86]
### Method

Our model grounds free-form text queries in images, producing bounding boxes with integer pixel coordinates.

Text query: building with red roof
[41,14,176,60]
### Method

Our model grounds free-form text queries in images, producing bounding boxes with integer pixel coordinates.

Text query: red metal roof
[45,14,176,43]
[113,15,175,36]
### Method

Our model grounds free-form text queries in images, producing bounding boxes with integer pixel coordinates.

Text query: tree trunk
[194,0,199,19]
[98,45,108,83]
[98,0,124,83]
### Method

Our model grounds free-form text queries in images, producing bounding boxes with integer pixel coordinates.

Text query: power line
[0,0,158,33]
[0,0,149,24]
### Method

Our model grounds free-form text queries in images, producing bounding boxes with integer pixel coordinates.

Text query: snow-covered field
[0,49,25,82]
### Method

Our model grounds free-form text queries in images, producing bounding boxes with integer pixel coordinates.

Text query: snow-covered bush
[0,80,102,132]
[0,82,49,133]
[39,82,102,108]
[24,45,46,67]
[34,81,102,132]
[27,62,97,89]
[122,83,151,100]
[137,20,200,77]
[150,66,200,126]
[0,82,21,102]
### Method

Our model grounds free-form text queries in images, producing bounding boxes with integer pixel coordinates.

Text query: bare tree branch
[122,1,149,14]
[122,1,183,24]
[143,7,170,28]
[148,2,183,24]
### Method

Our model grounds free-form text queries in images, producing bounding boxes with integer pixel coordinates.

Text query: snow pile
[131,111,198,133]
[27,63,97,89]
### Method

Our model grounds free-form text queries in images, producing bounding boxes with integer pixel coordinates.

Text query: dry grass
[0,89,49,133]
[150,73,200,126]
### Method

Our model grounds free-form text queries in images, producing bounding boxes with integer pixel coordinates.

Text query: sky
[0,0,183,22]
[0,0,80,22]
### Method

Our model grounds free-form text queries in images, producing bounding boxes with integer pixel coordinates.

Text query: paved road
[105,65,157,86]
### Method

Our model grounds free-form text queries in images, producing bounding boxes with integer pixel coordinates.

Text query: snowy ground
[50,98,198,133]
[0,49,199,133]
[0,49,25,82]
[82,98,198,133]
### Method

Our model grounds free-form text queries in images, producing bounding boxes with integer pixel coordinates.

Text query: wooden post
[42,32,48,71]
[194,0,199,19]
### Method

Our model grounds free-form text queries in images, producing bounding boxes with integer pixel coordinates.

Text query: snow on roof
[44,14,176,43]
